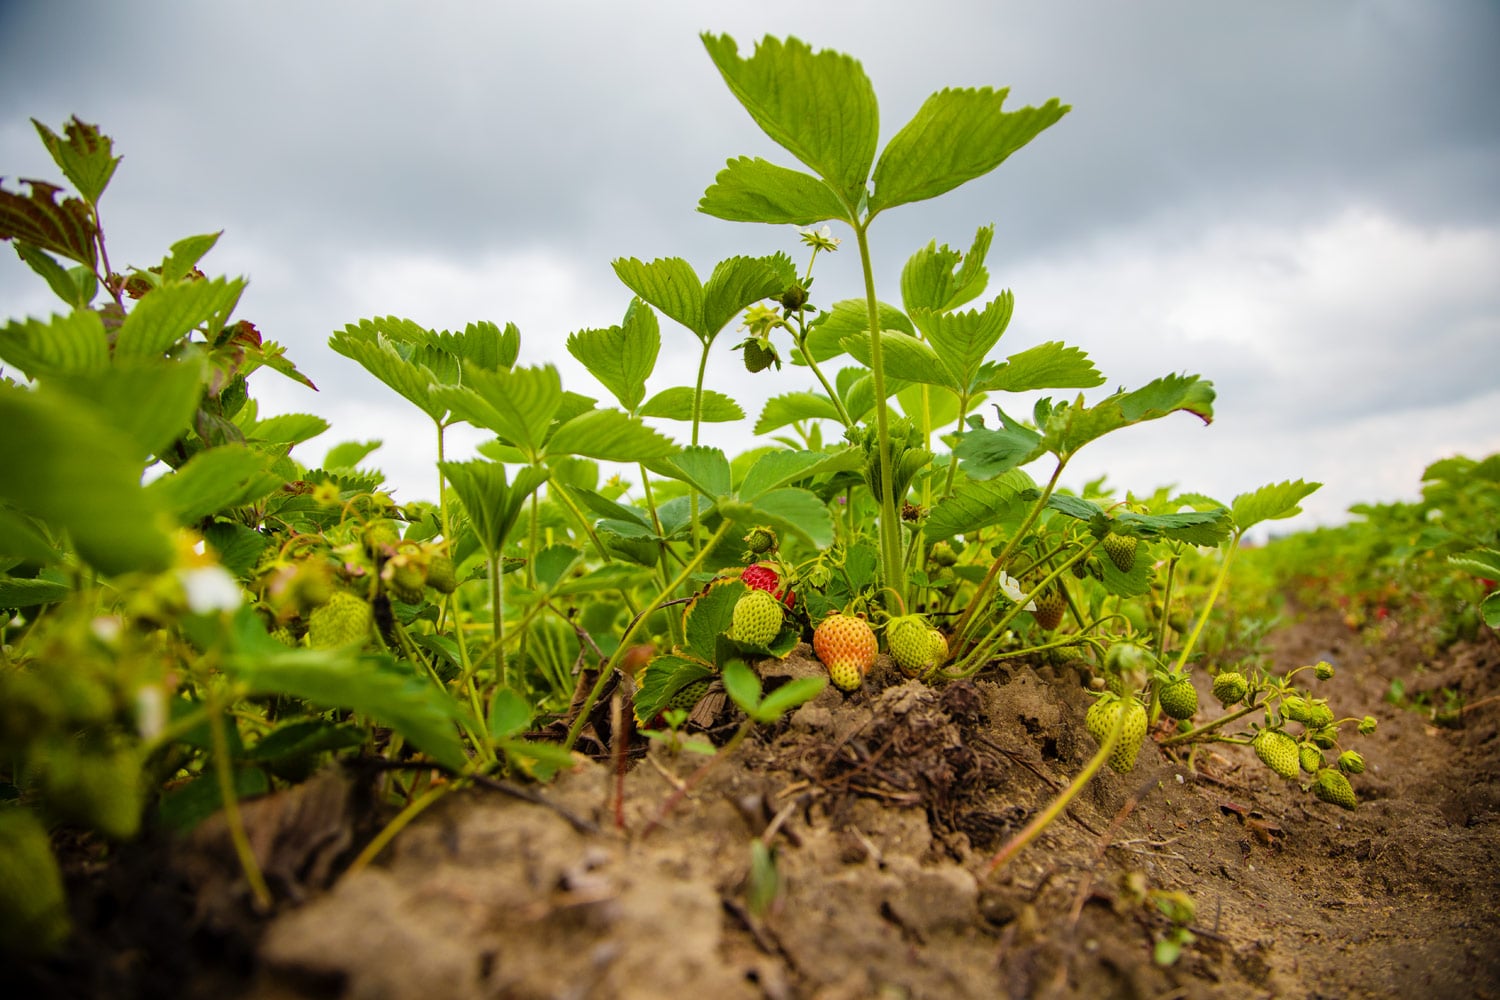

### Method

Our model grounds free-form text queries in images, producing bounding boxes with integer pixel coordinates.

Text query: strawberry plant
[1,33,1375,964]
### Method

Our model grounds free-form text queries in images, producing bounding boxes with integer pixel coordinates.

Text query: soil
[16,608,1500,1000]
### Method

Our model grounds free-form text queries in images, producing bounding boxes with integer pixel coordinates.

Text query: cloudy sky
[3,1,1497,537]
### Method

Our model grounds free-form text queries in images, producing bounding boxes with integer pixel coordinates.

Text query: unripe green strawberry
[361,519,401,558]
[1358,715,1377,735]
[43,742,143,841]
[1101,533,1138,573]
[1253,729,1300,781]
[667,679,710,712]
[307,590,374,648]
[887,615,945,676]
[1298,741,1324,774]
[1212,671,1249,707]
[1282,696,1313,725]
[1311,768,1358,810]
[813,614,877,692]
[928,541,958,568]
[743,526,777,555]
[1336,750,1366,775]
[0,809,70,955]
[1085,696,1149,773]
[730,590,783,647]
[1308,726,1338,750]
[1313,660,1335,680]
[1158,675,1199,720]
[1306,700,1334,728]
[1031,584,1066,631]
[425,553,457,594]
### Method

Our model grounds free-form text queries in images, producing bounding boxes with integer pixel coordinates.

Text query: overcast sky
[3,1,1497,537]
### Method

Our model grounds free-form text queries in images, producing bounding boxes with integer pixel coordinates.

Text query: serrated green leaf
[703,254,797,337]
[640,386,744,422]
[977,341,1104,393]
[924,469,1038,539]
[432,364,562,457]
[440,459,548,558]
[0,177,97,267]
[870,88,1068,213]
[52,356,204,461]
[244,720,365,763]
[552,562,655,597]
[329,319,448,422]
[900,227,993,314]
[532,544,583,590]
[323,440,382,469]
[202,521,273,578]
[32,117,120,205]
[611,257,705,339]
[701,33,878,205]
[249,412,330,446]
[739,448,859,500]
[1450,548,1500,579]
[560,483,652,529]
[161,232,222,283]
[147,443,283,523]
[567,302,659,411]
[647,445,732,499]
[1482,592,1500,628]
[13,241,91,308]
[431,320,518,372]
[0,506,60,562]
[635,653,716,723]
[546,407,677,462]
[115,277,245,358]
[0,384,174,575]
[1042,375,1217,460]
[1230,480,1321,533]
[742,487,834,547]
[0,310,109,379]
[802,299,913,364]
[226,616,469,773]
[0,576,71,606]
[840,328,958,390]
[683,579,745,661]
[754,391,845,435]
[911,292,1014,389]
[698,156,849,225]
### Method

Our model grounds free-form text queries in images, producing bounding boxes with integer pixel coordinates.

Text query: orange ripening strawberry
[813,613,877,691]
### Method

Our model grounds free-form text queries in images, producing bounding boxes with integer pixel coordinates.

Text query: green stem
[1160,699,1261,748]
[952,459,1068,649]
[1171,529,1242,674]
[343,779,457,878]
[210,695,272,910]
[854,221,903,606]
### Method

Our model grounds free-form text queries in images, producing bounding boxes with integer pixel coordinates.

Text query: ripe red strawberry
[1101,533,1138,573]
[1031,583,1066,631]
[1253,728,1300,781]
[813,613,877,692]
[741,564,794,607]
[887,614,946,676]
[1158,675,1199,720]
[730,589,783,646]
[1085,694,1149,773]
[1311,768,1358,810]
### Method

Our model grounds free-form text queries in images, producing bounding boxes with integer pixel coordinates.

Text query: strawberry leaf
[32,117,120,206]
[701,33,878,207]
[699,156,848,225]
[871,88,1068,214]
[0,178,97,268]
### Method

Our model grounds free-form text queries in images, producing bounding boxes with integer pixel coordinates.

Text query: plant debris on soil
[18,609,1500,1000]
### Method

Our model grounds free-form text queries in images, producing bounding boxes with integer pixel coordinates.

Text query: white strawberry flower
[179,565,243,614]
[997,571,1037,611]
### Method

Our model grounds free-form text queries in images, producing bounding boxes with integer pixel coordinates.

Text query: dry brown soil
[18,609,1500,999]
